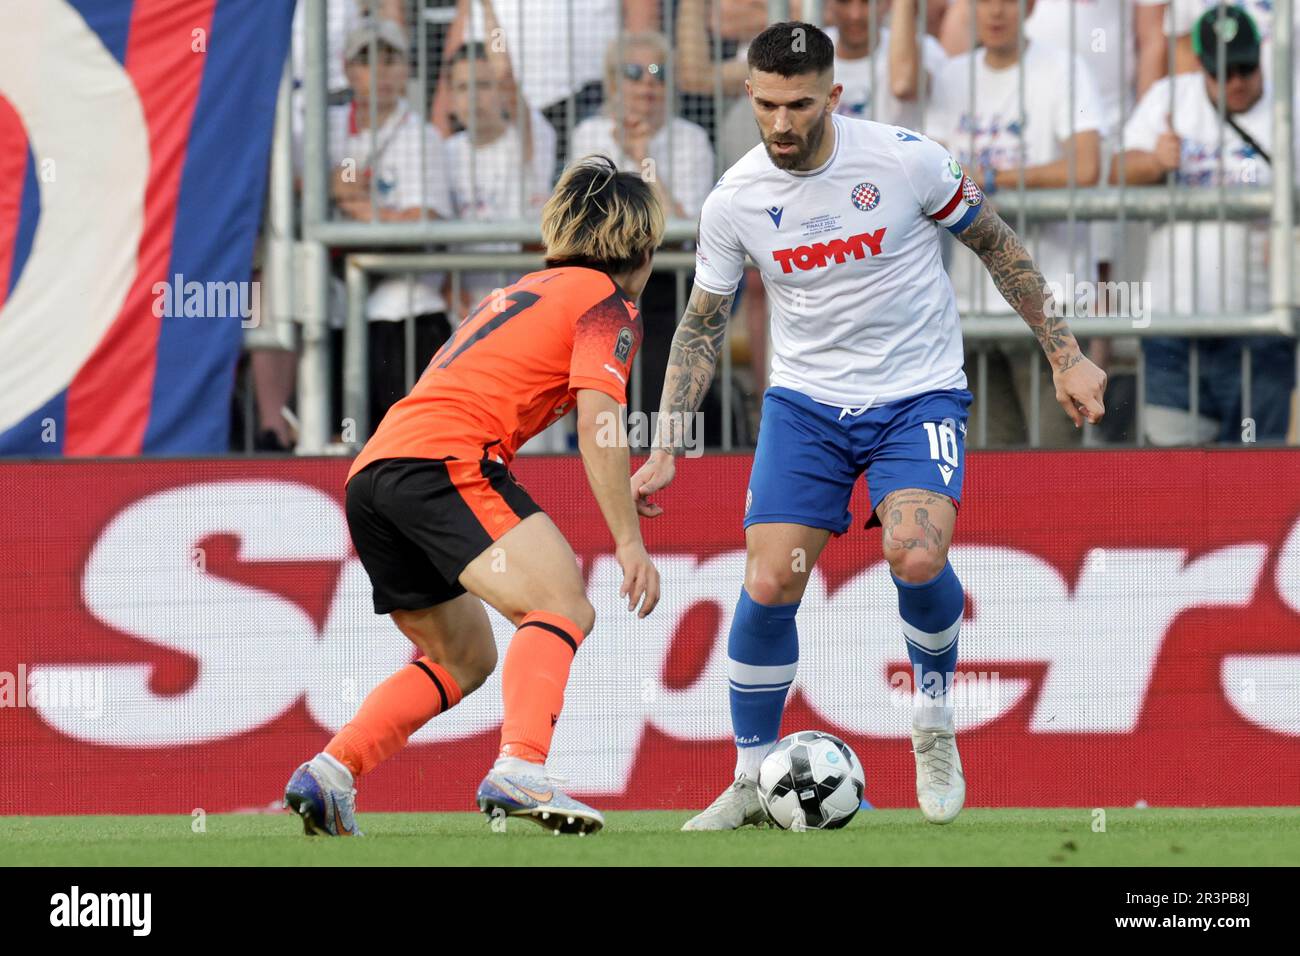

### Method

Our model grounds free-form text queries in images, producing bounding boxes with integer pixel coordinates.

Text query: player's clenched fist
[1053,352,1108,428]
[616,539,660,618]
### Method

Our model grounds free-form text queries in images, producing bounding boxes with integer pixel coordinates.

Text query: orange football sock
[325,657,463,777]
[498,610,586,764]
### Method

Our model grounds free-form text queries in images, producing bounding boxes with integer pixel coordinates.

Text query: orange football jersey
[348,266,643,480]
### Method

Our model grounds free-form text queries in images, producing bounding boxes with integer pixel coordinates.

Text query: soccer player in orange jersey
[284,157,663,836]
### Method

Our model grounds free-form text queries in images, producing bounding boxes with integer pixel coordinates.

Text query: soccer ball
[757,731,866,830]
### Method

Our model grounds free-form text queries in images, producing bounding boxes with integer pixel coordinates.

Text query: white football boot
[476,758,605,836]
[912,728,965,824]
[681,777,768,831]
[284,755,363,836]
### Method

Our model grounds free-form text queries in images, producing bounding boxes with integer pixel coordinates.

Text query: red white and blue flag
[0,0,295,455]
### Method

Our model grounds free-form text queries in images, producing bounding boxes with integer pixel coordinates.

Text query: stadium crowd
[239,0,1299,452]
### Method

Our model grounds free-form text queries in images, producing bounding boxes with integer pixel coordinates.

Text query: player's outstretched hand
[1053,352,1108,428]
[616,539,660,618]
[630,449,675,518]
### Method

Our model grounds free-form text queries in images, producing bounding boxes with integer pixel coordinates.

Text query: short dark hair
[448,41,489,67]
[747,21,834,78]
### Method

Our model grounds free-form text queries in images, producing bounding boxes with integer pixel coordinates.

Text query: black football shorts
[345,456,543,613]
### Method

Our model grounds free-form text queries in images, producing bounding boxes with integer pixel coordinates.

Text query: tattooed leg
[878,488,965,741]
[878,489,957,583]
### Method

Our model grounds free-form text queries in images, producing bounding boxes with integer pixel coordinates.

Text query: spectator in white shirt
[826,0,949,131]
[928,0,1107,446]
[941,0,1173,110]
[1111,6,1296,444]
[437,0,661,179]
[263,0,404,451]
[569,31,723,446]
[445,40,556,313]
[997,0,1171,444]
[290,0,406,162]
[330,19,457,429]
[570,30,717,219]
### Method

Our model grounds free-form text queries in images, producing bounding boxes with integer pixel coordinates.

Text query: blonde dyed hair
[542,155,665,274]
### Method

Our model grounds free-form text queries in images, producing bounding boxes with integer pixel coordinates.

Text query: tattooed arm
[627,282,734,515]
[955,203,1107,427]
[659,283,734,449]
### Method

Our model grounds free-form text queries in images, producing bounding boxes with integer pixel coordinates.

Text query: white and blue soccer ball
[757,731,866,831]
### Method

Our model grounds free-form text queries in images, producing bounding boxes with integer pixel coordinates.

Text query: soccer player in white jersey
[631,21,1108,828]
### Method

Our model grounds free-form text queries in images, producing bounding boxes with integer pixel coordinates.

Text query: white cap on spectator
[344,18,408,62]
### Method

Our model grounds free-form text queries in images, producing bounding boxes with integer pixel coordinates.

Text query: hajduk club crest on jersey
[850,182,881,211]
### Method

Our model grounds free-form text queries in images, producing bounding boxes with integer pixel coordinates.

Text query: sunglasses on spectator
[621,62,665,84]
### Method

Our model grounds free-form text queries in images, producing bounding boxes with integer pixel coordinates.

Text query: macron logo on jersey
[771,228,887,274]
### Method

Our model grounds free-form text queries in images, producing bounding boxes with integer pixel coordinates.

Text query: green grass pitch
[1,808,1297,866]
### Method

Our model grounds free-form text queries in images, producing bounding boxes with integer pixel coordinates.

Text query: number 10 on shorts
[922,421,959,467]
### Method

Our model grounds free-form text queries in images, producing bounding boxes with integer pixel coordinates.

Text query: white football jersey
[1124,73,1300,315]
[694,113,982,407]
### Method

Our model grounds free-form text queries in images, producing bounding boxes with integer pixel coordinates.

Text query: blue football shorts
[744,386,973,533]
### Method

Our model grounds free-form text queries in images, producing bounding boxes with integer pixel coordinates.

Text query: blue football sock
[728,588,799,778]
[894,561,963,731]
